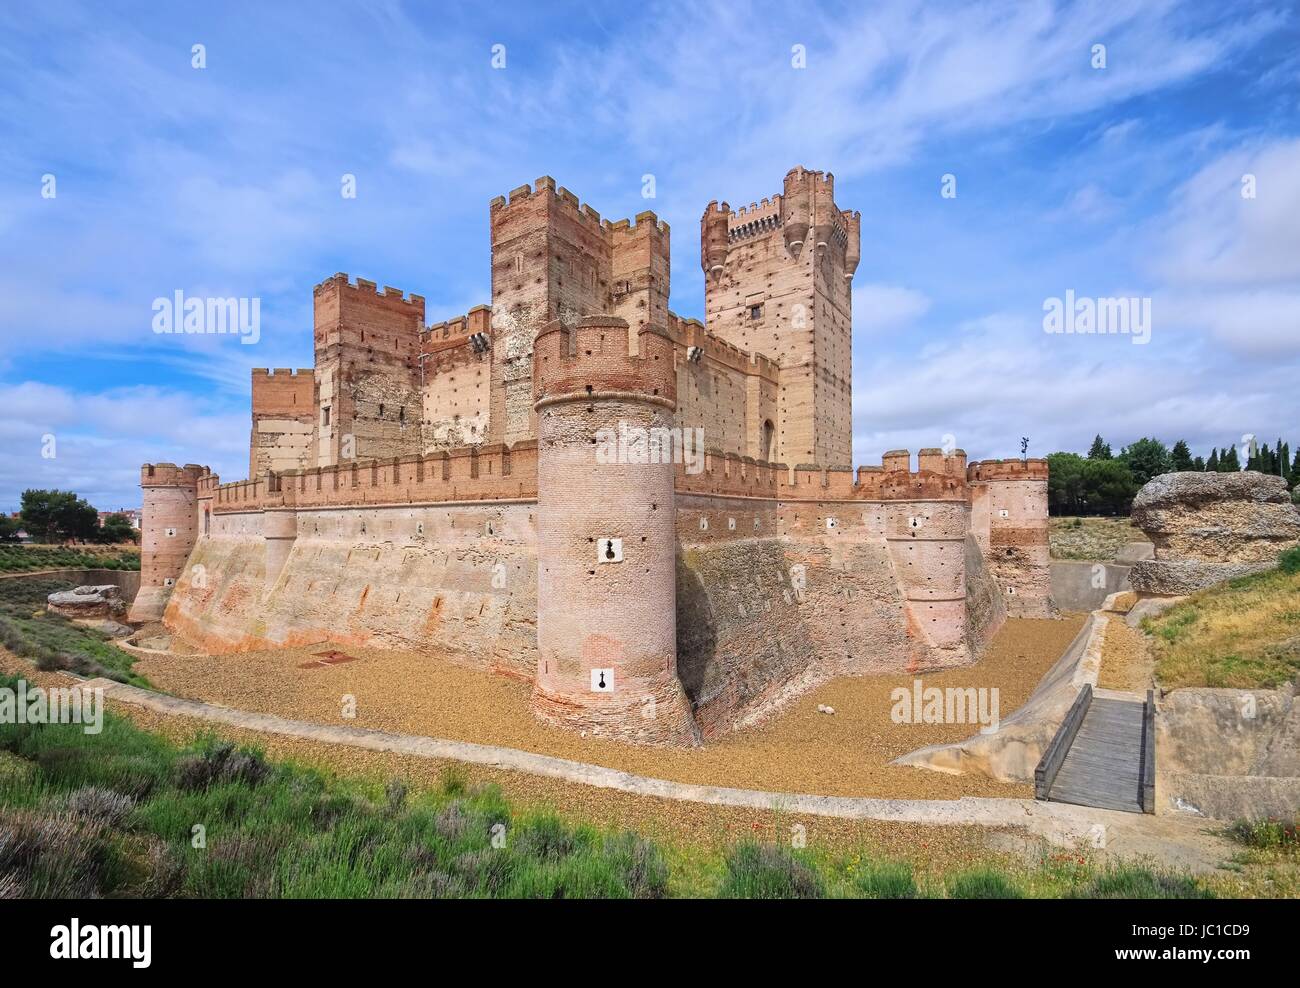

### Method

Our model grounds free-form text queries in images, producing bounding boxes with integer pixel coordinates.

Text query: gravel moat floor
[133,615,1085,802]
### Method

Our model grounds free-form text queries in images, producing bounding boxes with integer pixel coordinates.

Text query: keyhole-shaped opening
[604,540,615,560]
[598,671,606,689]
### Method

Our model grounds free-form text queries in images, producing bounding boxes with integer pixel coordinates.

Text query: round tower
[531,315,699,745]
[128,462,207,623]
[781,167,811,257]
[700,200,729,280]
[811,171,835,257]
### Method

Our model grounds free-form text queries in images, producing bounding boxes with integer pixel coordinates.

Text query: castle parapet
[967,458,1049,482]
[140,462,209,488]
[534,316,676,407]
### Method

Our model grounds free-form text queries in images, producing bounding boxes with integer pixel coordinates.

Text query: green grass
[0,673,1233,899]
[1142,552,1300,689]
[1049,516,1149,561]
[1228,817,1299,853]
[0,579,146,685]
[0,544,140,574]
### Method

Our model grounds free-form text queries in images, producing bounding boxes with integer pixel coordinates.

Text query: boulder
[46,585,127,620]
[1129,472,1300,593]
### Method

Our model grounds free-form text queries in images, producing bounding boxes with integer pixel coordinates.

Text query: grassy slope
[1143,555,1300,690]
[1050,516,1150,561]
[0,544,140,573]
[0,672,1252,899]
[0,579,146,686]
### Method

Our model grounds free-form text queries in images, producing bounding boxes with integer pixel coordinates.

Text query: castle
[130,167,1055,745]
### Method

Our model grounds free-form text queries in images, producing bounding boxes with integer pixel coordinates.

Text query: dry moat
[132,614,1084,800]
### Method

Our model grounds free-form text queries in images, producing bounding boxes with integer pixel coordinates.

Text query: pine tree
[1207,448,1220,471]
[1220,445,1241,471]
[1170,439,1194,471]
[1193,456,1206,472]
[1087,435,1112,460]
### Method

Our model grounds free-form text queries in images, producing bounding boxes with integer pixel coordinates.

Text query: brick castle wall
[136,167,1055,747]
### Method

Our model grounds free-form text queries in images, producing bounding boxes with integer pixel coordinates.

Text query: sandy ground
[0,646,1008,861]
[134,616,1085,801]
[1098,615,1155,692]
[0,634,1247,879]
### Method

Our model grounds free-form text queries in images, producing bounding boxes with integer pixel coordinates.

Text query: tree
[1193,455,1206,471]
[19,489,99,543]
[1046,452,1087,515]
[1083,457,1139,515]
[1047,452,1138,516]
[97,513,138,545]
[1118,438,1173,488]
[1170,439,1194,472]
[1087,435,1113,460]
[0,515,20,542]
[1219,445,1241,471]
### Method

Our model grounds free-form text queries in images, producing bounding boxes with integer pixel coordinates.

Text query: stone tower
[531,314,698,745]
[311,274,425,467]
[128,462,207,623]
[702,166,860,468]
[489,178,671,448]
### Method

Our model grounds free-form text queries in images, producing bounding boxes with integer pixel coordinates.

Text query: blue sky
[1,0,1297,510]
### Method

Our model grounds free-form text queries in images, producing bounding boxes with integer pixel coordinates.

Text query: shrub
[1070,864,1212,899]
[62,786,135,827]
[1228,817,1299,852]
[947,867,1022,899]
[718,842,824,899]
[0,808,115,897]
[384,777,408,814]
[438,765,467,796]
[603,832,669,899]
[1279,546,1300,575]
[853,860,917,898]
[514,813,581,863]
[173,741,270,791]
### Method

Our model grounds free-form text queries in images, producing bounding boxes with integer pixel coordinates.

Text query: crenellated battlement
[312,272,425,313]
[967,458,1050,482]
[141,166,1057,745]
[674,448,971,502]
[251,368,312,378]
[534,315,676,406]
[666,312,780,382]
[605,210,671,237]
[212,440,538,513]
[423,305,491,344]
[140,462,210,488]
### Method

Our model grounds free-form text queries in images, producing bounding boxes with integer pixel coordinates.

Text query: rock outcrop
[1129,472,1300,594]
[46,585,128,620]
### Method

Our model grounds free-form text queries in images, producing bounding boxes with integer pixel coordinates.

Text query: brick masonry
[137,167,1055,746]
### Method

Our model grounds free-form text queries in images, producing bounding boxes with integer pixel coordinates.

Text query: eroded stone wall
[163,502,538,676]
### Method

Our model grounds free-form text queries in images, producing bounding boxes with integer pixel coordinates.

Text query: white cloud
[852,284,932,331]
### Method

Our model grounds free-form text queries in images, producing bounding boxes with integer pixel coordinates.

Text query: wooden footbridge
[1035,685,1155,814]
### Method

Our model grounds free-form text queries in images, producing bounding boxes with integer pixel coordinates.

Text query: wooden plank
[1035,684,1092,800]
[1141,689,1156,814]
[1046,692,1147,814]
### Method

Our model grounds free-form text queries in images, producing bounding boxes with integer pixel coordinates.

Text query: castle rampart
[129,462,209,623]
[136,167,1056,747]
